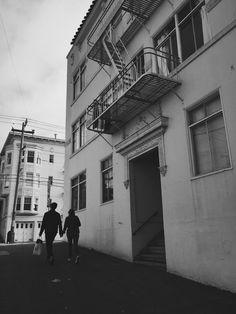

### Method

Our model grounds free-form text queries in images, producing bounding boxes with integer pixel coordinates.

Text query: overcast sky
[0,0,92,149]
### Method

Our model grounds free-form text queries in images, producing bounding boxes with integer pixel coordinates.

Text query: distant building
[64,0,236,292]
[0,132,65,243]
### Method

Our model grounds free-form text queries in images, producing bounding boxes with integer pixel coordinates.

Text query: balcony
[87,0,164,65]
[87,48,180,134]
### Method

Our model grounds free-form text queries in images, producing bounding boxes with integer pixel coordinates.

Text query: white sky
[0,0,92,149]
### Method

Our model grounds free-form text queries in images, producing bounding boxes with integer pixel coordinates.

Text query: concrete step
[134,260,166,270]
[139,253,166,262]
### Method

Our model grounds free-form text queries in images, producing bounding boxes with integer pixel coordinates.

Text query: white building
[64,0,236,292]
[0,132,65,243]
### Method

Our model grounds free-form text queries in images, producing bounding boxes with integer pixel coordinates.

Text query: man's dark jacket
[39,210,62,236]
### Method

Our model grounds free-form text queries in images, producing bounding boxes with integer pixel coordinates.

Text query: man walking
[39,202,63,264]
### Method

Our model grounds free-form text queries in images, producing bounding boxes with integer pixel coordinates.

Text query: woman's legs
[73,233,80,256]
[67,234,73,259]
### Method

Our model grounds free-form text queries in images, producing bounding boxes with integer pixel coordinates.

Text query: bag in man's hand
[33,238,43,256]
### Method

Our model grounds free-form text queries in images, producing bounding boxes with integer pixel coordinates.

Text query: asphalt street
[0,242,235,314]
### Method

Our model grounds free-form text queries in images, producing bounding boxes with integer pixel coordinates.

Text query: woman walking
[63,209,81,264]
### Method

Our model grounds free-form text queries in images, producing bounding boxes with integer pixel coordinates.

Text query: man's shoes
[67,258,71,262]
[75,256,79,264]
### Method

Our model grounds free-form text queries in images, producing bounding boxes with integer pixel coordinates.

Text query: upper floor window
[72,113,86,153]
[1,161,5,173]
[24,197,32,211]
[154,0,209,74]
[71,171,86,211]
[101,156,113,203]
[27,151,35,163]
[188,93,230,176]
[73,61,86,100]
[34,198,39,211]
[16,197,21,211]
[26,172,34,186]
[132,49,145,79]
[37,153,41,164]
[49,154,54,163]
[7,152,12,165]
[48,176,53,185]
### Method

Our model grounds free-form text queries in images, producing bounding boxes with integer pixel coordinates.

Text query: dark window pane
[79,182,86,209]
[180,18,195,61]
[192,122,212,174]
[208,115,230,171]
[193,11,204,49]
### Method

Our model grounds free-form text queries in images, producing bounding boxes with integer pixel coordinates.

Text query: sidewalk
[0,242,235,314]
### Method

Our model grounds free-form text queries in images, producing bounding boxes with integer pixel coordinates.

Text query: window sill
[190,166,233,181]
[100,200,114,206]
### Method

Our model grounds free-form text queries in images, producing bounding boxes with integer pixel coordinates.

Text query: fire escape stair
[104,39,133,89]
[134,232,166,270]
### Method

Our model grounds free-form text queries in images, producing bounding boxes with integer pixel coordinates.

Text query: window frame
[27,150,35,163]
[71,170,87,211]
[26,172,34,186]
[101,155,113,203]
[16,197,21,211]
[72,113,87,153]
[154,0,207,70]
[188,93,231,177]
[7,152,12,165]
[73,60,86,100]
[49,154,54,163]
[24,197,32,211]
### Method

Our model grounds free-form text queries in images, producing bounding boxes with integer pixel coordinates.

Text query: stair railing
[132,211,158,236]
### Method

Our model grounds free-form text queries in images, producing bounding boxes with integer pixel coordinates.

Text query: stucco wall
[161,28,236,292]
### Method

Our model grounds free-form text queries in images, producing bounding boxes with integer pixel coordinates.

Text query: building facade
[0,132,65,243]
[65,0,236,292]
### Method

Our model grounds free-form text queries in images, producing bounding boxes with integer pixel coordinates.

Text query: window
[101,156,113,203]
[37,153,41,165]
[71,177,78,211]
[49,154,54,163]
[38,222,41,228]
[1,161,5,173]
[48,176,53,185]
[4,174,10,188]
[7,152,12,165]
[188,94,230,176]
[71,171,86,211]
[132,50,145,79]
[24,197,32,211]
[26,172,33,186]
[72,113,86,153]
[16,197,21,211]
[154,0,209,73]
[79,171,86,209]
[34,198,39,211]
[27,151,35,163]
[73,61,86,100]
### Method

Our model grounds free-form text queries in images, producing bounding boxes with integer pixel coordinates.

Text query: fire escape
[86,0,181,134]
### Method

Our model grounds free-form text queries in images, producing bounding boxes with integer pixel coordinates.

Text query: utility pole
[10,119,34,243]
[47,176,53,210]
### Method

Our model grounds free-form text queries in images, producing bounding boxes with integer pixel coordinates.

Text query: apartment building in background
[64,0,236,292]
[0,132,65,243]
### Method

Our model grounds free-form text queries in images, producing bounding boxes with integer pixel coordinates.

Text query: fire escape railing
[86,47,180,133]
